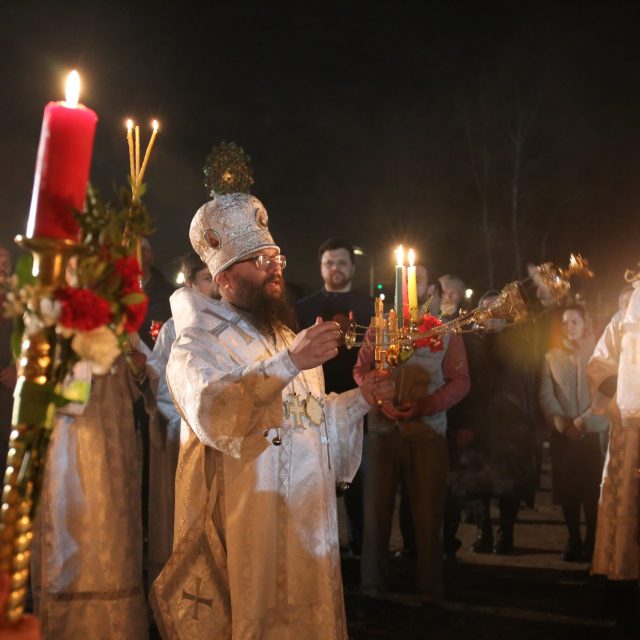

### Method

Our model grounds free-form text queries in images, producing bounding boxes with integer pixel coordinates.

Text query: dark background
[1,1,638,309]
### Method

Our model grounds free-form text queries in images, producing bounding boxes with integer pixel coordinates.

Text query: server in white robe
[147,318,180,587]
[151,191,392,640]
[588,279,639,633]
[32,346,154,640]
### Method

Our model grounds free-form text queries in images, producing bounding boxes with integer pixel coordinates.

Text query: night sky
[1,1,639,308]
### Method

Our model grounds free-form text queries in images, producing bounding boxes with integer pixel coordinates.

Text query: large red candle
[26,71,98,240]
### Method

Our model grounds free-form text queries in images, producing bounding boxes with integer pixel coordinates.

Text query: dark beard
[231,274,298,333]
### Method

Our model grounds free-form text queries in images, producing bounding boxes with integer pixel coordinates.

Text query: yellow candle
[126,119,135,184]
[137,119,159,187]
[407,248,418,322]
[134,124,141,180]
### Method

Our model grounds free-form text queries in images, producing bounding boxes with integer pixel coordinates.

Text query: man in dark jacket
[295,238,374,557]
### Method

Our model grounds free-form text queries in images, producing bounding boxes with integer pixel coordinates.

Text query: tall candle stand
[0,235,81,623]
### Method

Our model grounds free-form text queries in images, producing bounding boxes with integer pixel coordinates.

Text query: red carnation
[114,256,143,293]
[58,287,113,332]
[123,299,148,333]
[414,313,444,352]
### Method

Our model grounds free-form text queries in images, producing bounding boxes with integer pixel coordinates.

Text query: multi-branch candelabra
[344,254,594,369]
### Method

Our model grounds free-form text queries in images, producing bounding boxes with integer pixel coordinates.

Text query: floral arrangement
[414,313,444,352]
[2,185,153,376]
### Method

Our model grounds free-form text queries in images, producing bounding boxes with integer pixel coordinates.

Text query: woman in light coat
[540,304,609,562]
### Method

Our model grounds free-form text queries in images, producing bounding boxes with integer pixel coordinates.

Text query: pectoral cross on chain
[285,392,306,428]
[182,577,213,621]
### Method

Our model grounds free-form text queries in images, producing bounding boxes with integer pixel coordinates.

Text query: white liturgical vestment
[147,317,181,585]
[588,289,639,580]
[151,288,369,639]
[32,354,153,640]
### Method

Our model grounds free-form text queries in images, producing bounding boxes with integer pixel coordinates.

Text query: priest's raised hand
[288,316,342,370]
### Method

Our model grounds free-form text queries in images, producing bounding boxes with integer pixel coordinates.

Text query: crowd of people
[0,190,637,638]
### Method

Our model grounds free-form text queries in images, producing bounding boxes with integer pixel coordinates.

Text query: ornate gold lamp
[344,254,594,368]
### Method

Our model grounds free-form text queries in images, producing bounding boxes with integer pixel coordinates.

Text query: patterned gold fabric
[32,356,152,639]
[588,309,639,580]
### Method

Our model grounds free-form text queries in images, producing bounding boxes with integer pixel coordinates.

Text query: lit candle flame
[126,120,135,185]
[408,248,415,267]
[395,245,405,267]
[136,118,160,191]
[65,70,81,108]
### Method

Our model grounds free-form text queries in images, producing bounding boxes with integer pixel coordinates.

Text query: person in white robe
[151,190,393,640]
[587,279,639,633]
[147,253,218,586]
[32,341,154,640]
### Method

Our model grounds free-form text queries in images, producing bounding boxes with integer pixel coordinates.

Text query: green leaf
[14,254,35,287]
[121,292,146,306]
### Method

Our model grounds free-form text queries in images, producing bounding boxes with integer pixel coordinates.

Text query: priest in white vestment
[151,190,393,640]
[587,279,639,633]
[32,343,154,640]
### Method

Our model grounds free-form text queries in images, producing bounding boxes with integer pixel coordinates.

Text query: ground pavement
[338,447,635,640]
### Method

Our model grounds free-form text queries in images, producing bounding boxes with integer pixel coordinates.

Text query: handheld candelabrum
[344,254,594,371]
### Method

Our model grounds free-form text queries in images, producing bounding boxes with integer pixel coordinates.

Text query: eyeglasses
[243,254,287,270]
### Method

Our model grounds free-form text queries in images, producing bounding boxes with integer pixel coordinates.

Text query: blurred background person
[539,304,609,562]
[424,278,443,317]
[147,252,218,587]
[438,274,465,320]
[447,290,539,556]
[140,238,175,349]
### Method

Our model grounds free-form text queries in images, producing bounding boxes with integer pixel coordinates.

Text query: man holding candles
[354,258,470,610]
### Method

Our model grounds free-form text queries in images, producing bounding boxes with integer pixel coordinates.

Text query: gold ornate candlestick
[344,254,594,369]
[0,236,80,623]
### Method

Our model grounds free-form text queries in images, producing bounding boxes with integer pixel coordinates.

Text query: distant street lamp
[353,246,374,297]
